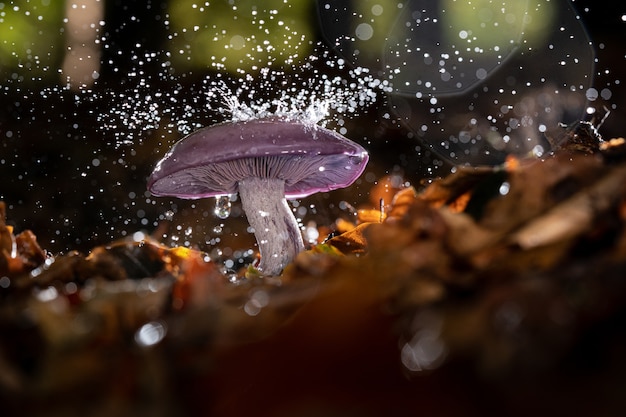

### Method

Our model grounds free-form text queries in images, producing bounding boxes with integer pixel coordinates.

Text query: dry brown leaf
[480,153,606,231]
[0,202,46,277]
[418,165,497,207]
[386,187,417,221]
[326,222,373,255]
[512,164,626,249]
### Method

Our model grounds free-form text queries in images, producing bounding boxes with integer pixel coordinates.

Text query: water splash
[94,48,387,147]
[213,60,387,123]
[82,1,390,147]
[4,2,386,149]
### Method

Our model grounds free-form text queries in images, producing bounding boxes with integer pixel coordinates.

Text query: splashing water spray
[87,2,388,273]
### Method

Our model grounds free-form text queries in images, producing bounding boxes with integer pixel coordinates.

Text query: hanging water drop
[214,195,232,219]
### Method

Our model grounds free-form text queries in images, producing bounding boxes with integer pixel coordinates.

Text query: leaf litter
[2,129,626,416]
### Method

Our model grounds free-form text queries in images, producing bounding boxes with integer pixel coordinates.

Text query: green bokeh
[443,0,555,55]
[0,0,65,82]
[167,0,315,73]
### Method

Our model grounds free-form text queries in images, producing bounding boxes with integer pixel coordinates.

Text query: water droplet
[348,154,365,166]
[0,276,11,289]
[135,321,167,347]
[214,195,232,219]
[499,181,510,196]
[227,273,245,285]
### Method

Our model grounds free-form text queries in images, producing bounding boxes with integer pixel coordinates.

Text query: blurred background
[0,0,625,259]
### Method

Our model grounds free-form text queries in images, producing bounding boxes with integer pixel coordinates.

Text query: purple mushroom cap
[148,117,369,199]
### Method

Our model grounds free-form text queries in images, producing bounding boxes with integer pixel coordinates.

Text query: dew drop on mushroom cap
[147,117,369,275]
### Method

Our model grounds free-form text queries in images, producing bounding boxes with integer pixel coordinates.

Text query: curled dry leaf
[512,164,626,249]
[325,222,373,255]
[0,202,47,278]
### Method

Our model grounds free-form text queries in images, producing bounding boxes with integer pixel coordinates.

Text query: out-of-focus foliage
[167,0,315,73]
[349,0,401,65]
[0,0,65,82]
[0,0,317,84]
[442,0,556,56]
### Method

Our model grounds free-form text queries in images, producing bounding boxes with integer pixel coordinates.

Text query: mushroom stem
[237,177,305,275]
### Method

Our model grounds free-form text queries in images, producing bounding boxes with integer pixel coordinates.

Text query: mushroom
[147,117,369,275]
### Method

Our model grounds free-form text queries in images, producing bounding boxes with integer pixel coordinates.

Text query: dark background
[0,0,625,255]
